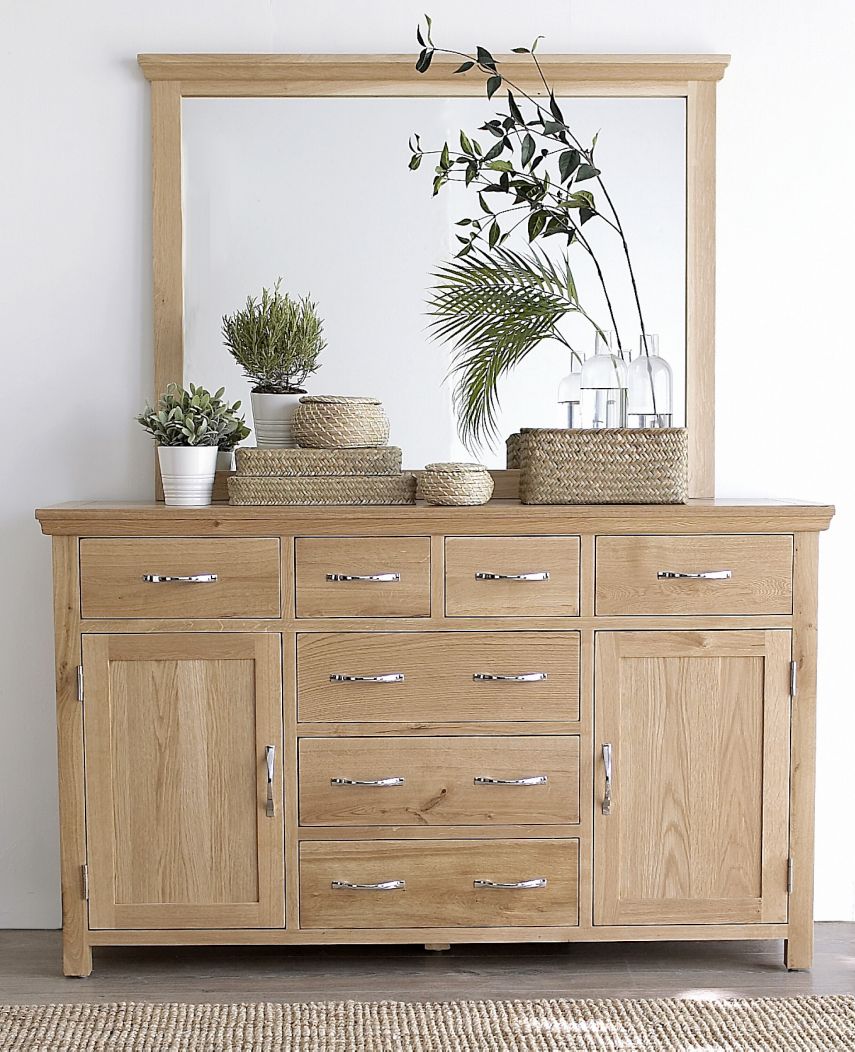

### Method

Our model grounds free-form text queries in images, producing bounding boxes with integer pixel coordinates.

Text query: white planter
[216,449,235,473]
[250,391,304,448]
[158,446,218,507]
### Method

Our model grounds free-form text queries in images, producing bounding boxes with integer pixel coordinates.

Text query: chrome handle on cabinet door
[474,878,547,890]
[142,573,218,584]
[331,776,405,788]
[602,743,613,816]
[326,572,400,583]
[330,673,405,684]
[474,775,548,786]
[332,879,405,891]
[472,672,547,683]
[264,746,276,818]
[657,569,732,580]
[474,571,549,582]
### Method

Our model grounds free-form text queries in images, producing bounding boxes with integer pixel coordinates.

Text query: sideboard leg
[424,943,451,952]
[784,934,812,971]
[63,939,92,978]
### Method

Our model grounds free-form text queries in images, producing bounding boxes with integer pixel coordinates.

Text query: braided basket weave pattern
[420,463,494,506]
[293,396,390,449]
[228,473,416,506]
[516,428,688,505]
[235,446,401,477]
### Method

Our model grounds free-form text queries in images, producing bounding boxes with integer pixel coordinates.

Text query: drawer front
[300,838,579,928]
[299,736,580,826]
[445,537,580,617]
[595,535,794,615]
[79,538,281,619]
[295,537,430,618]
[297,631,580,723]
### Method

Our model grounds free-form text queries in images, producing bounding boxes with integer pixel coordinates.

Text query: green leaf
[549,94,564,123]
[453,61,475,74]
[543,216,566,237]
[424,13,433,44]
[472,138,483,155]
[580,206,596,225]
[542,120,564,136]
[476,46,497,69]
[507,91,524,125]
[456,218,472,225]
[465,162,477,186]
[459,130,473,154]
[486,74,502,99]
[416,48,434,73]
[478,192,493,214]
[559,149,580,182]
[511,46,529,54]
[440,142,450,169]
[487,160,513,172]
[531,35,544,53]
[408,153,422,170]
[591,130,599,152]
[575,163,601,182]
[483,141,504,161]
[527,211,547,241]
[416,25,425,46]
[488,221,501,248]
[521,133,535,167]
[432,174,444,196]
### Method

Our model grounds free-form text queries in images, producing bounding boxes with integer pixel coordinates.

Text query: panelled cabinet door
[82,633,284,930]
[594,630,791,926]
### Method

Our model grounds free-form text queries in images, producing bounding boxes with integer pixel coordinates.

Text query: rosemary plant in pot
[138,383,248,506]
[222,281,326,448]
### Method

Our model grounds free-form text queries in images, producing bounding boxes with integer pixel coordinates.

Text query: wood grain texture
[295,537,431,618]
[83,633,284,930]
[594,630,791,926]
[299,839,580,929]
[79,538,281,618]
[296,631,580,723]
[298,736,580,827]
[595,534,794,615]
[445,536,580,617]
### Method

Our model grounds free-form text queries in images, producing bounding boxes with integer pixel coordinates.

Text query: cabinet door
[83,633,284,929]
[594,630,790,926]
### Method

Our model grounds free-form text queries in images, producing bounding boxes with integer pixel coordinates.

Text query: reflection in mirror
[182,97,685,466]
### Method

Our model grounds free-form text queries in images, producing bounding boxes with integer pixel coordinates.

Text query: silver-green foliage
[137,383,251,448]
[222,280,326,394]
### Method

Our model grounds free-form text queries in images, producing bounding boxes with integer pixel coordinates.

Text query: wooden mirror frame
[139,53,729,498]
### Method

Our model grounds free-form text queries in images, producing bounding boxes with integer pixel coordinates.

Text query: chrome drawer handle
[474,775,548,786]
[331,776,405,787]
[332,879,405,891]
[474,878,547,890]
[142,573,218,584]
[473,672,547,683]
[265,745,276,819]
[602,742,613,816]
[475,571,549,582]
[326,572,400,583]
[330,673,405,684]
[657,570,732,580]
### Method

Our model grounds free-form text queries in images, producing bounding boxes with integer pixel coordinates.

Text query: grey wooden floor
[1,925,853,1004]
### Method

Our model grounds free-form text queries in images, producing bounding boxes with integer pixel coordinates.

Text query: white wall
[1,0,852,927]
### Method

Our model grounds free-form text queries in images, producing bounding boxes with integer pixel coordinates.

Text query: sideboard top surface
[35,498,835,537]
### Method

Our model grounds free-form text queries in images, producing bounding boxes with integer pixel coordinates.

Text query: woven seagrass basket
[420,462,494,506]
[293,396,390,448]
[228,473,416,506]
[515,428,688,505]
[235,446,401,477]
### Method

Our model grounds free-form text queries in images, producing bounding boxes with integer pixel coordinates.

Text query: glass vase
[627,334,673,428]
[557,356,584,428]
[580,331,627,429]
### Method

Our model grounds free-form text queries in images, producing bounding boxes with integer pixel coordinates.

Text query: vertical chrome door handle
[602,743,613,816]
[265,745,276,818]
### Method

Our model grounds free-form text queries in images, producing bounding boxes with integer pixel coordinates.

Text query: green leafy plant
[222,280,326,394]
[137,383,249,448]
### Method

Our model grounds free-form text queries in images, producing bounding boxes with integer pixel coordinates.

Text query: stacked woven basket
[228,396,417,506]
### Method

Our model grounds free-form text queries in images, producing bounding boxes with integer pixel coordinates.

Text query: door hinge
[789,660,798,699]
[81,863,89,901]
[76,665,84,703]
[787,856,794,894]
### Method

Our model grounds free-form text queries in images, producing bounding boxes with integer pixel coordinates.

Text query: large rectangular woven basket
[512,428,688,505]
[228,473,417,506]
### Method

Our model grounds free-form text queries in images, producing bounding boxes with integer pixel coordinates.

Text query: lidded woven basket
[421,462,494,506]
[293,395,390,449]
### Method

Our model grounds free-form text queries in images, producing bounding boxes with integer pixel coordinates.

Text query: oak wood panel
[300,839,579,929]
[295,537,430,618]
[297,632,580,723]
[79,538,281,618]
[594,630,791,926]
[83,633,284,930]
[595,534,794,615]
[445,536,580,617]
[298,736,580,827]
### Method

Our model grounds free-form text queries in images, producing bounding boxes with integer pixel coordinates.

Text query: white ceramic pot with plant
[222,279,326,448]
[138,383,249,507]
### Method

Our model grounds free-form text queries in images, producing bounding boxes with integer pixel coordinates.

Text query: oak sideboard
[36,497,833,976]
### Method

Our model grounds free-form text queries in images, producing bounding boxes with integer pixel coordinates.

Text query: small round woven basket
[421,462,494,506]
[293,396,390,448]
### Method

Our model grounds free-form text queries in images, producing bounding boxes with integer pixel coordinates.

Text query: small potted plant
[222,279,326,448]
[216,409,252,474]
[138,383,248,506]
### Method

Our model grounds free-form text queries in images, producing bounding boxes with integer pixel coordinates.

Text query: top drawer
[295,537,431,618]
[445,537,580,617]
[79,538,281,619]
[595,535,794,615]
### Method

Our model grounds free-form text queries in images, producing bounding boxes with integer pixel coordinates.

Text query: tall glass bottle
[627,334,673,427]
[580,331,627,428]
[557,354,584,428]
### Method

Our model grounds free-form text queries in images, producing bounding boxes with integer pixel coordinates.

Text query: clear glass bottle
[557,354,584,428]
[627,334,673,427]
[580,331,627,428]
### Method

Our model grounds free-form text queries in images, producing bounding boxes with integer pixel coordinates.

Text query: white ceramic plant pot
[158,446,218,507]
[216,449,235,473]
[250,391,304,448]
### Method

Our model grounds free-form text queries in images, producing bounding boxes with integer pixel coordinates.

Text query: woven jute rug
[1,997,854,1051]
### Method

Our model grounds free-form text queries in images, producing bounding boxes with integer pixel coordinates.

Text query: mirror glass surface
[183,96,686,465]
